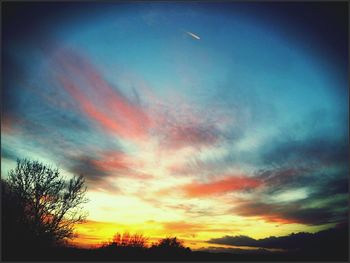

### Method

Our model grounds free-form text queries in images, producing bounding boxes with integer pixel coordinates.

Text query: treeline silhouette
[1,159,348,261]
[95,233,192,261]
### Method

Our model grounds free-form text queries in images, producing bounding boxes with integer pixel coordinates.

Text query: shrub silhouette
[153,237,184,248]
[150,237,191,255]
[2,159,88,259]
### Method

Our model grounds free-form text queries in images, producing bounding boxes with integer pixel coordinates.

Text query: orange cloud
[261,215,295,225]
[162,221,205,233]
[182,175,262,197]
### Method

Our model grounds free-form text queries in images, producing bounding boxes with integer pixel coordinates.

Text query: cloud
[1,113,32,135]
[223,161,349,226]
[0,109,131,193]
[53,48,226,153]
[207,225,348,250]
[67,155,118,193]
[1,148,18,161]
[92,151,131,172]
[70,155,109,182]
[210,235,259,247]
[182,175,262,197]
[150,100,224,151]
[309,176,348,198]
[260,134,348,168]
[161,122,218,150]
[253,148,348,196]
[167,158,218,177]
[66,148,158,192]
[53,48,151,142]
[256,167,312,193]
[232,193,347,226]
[162,221,205,234]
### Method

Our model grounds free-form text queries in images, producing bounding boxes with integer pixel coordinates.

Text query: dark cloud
[260,131,348,168]
[233,191,347,226]
[231,166,348,225]
[208,225,348,250]
[70,156,109,182]
[306,175,348,199]
[1,148,18,162]
[256,164,348,194]
[257,167,310,190]
[245,137,348,226]
[68,155,121,193]
[209,235,259,247]
[232,162,348,225]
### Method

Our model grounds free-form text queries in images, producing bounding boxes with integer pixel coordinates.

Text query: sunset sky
[2,2,348,250]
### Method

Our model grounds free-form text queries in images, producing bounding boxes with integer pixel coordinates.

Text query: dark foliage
[150,237,191,257]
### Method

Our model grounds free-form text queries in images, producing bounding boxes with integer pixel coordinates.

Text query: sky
[1,2,348,250]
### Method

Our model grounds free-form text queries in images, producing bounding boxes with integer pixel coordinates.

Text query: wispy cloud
[54,49,151,142]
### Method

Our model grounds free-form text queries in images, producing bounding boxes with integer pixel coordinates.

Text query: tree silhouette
[99,233,191,260]
[2,159,88,253]
[150,236,191,256]
[110,232,149,248]
[153,237,185,249]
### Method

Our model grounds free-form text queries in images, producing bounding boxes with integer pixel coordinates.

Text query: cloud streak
[182,175,262,197]
[54,49,151,142]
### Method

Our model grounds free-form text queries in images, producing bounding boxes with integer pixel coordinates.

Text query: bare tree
[5,159,88,246]
[110,232,149,248]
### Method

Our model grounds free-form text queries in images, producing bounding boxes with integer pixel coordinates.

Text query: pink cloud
[53,48,227,152]
[92,151,130,172]
[54,49,151,141]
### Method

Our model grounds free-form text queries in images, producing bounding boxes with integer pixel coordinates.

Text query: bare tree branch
[6,159,88,246]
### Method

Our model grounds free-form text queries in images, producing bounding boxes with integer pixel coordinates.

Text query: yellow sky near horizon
[69,217,333,249]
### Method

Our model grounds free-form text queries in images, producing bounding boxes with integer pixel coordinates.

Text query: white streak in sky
[186,31,200,40]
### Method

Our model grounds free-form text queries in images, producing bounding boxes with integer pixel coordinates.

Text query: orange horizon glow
[68,218,332,250]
